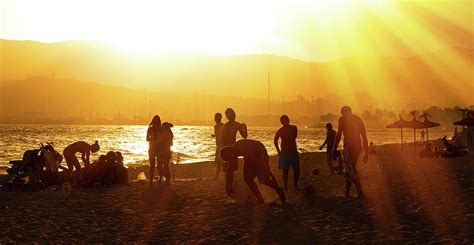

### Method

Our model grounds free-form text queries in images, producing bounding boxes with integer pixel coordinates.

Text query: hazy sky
[1,0,473,61]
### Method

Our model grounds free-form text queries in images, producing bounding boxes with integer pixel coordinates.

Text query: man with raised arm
[332,106,368,199]
[220,108,247,198]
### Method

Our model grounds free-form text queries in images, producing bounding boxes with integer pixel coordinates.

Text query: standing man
[213,113,224,180]
[274,115,300,191]
[332,106,368,199]
[220,108,247,198]
[320,123,337,174]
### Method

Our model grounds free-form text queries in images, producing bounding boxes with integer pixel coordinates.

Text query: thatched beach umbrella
[419,112,440,141]
[407,111,424,150]
[453,116,474,149]
[386,115,410,151]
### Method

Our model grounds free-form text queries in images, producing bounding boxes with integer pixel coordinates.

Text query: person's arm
[239,123,248,139]
[274,130,281,155]
[332,119,343,160]
[146,128,151,142]
[319,139,327,150]
[361,120,369,163]
[82,151,90,167]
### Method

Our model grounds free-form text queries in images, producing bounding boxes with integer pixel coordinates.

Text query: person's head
[106,151,117,163]
[220,146,237,162]
[214,113,222,123]
[149,115,161,128]
[325,123,333,130]
[115,151,123,161]
[370,141,373,146]
[99,154,107,163]
[91,140,100,153]
[341,106,352,117]
[225,108,236,121]
[280,115,290,126]
[434,147,438,152]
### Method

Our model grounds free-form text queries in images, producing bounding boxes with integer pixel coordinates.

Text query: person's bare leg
[163,159,171,183]
[293,168,300,190]
[345,181,352,197]
[149,156,155,185]
[225,170,234,198]
[157,160,164,183]
[214,162,222,180]
[246,178,265,204]
[327,160,335,174]
[353,179,365,198]
[282,170,289,191]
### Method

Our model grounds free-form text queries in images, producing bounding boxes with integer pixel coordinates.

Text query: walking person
[332,106,369,199]
[320,123,337,174]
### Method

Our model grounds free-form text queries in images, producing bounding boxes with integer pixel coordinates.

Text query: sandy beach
[0,143,473,243]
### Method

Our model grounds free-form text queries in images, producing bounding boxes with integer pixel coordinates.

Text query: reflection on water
[0,124,451,167]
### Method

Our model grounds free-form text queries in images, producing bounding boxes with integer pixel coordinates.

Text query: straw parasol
[419,112,440,141]
[453,112,474,148]
[407,111,424,150]
[386,115,410,151]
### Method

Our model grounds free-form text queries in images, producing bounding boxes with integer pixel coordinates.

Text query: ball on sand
[302,185,316,202]
[312,168,320,175]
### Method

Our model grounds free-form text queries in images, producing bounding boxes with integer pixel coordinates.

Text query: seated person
[220,139,285,205]
[419,143,434,158]
[112,151,128,185]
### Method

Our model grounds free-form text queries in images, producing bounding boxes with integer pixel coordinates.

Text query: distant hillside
[1,39,473,108]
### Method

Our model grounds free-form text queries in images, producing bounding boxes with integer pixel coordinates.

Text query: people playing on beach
[213,113,224,180]
[63,140,100,174]
[147,115,161,185]
[332,106,368,199]
[158,122,174,184]
[369,141,377,155]
[274,115,300,190]
[220,108,248,197]
[220,139,285,204]
[320,123,337,174]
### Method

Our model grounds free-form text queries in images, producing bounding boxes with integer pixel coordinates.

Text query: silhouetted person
[420,130,425,141]
[213,113,224,180]
[220,108,247,197]
[274,115,300,190]
[320,123,337,174]
[333,106,368,199]
[220,139,285,204]
[63,140,100,175]
[159,122,174,183]
[147,115,161,185]
[369,141,377,155]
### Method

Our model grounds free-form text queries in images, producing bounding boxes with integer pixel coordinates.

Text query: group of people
[207,105,370,204]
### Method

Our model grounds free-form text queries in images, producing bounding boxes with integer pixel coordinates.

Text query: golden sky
[1,0,473,61]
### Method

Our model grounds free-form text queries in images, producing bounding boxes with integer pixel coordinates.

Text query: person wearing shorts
[320,123,337,174]
[221,139,285,205]
[333,106,368,199]
[220,108,247,198]
[274,115,300,190]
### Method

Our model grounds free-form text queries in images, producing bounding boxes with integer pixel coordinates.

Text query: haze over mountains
[1,39,473,124]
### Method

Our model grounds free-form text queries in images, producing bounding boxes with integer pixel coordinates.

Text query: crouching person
[220,139,285,205]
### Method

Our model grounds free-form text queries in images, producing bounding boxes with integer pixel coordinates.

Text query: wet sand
[0,144,473,243]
